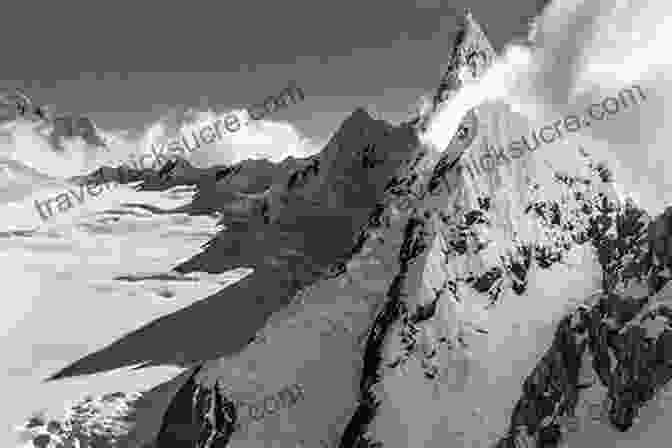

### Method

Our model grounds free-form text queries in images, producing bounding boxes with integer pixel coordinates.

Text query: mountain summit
[432,9,496,110]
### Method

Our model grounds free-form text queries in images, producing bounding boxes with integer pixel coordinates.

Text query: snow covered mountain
[153,11,672,448]
[28,10,672,448]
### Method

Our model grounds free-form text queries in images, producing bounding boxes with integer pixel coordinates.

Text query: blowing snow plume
[423,0,672,214]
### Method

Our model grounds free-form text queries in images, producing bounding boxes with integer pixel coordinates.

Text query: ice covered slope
[76,10,672,448]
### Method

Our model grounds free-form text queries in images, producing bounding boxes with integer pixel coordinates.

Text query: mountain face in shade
[46,101,418,378]
[37,10,672,448]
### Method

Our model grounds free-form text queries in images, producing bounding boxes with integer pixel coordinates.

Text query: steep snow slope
[155,118,431,448]
[152,11,672,448]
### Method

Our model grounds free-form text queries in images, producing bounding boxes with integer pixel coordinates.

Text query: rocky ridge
[23,10,672,448]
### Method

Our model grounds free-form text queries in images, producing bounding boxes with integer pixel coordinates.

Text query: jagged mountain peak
[346,106,374,123]
[431,9,496,110]
[326,106,392,148]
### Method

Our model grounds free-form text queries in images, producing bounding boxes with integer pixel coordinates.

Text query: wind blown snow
[422,0,672,214]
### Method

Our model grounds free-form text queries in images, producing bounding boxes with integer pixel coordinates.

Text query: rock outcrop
[14,392,145,448]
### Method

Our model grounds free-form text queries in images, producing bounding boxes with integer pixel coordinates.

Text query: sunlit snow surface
[0,182,249,447]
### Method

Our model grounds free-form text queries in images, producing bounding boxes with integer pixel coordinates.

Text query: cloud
[424,0,672,214]
[508,0,672,214]
[88,103,322,172]
[184,108,322,168]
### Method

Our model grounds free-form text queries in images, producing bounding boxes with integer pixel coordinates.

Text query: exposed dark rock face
[340,216,435,448]
[190,380,238,448]
[495,304,591,447]
[649,206,672,272]
[498,289,672,446]
[497,181,672,446]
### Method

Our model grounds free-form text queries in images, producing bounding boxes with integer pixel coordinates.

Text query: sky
[0,0,549,142]
[1,0,670,211]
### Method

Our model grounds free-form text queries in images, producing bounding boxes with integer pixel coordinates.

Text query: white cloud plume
[423,0,672,214]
